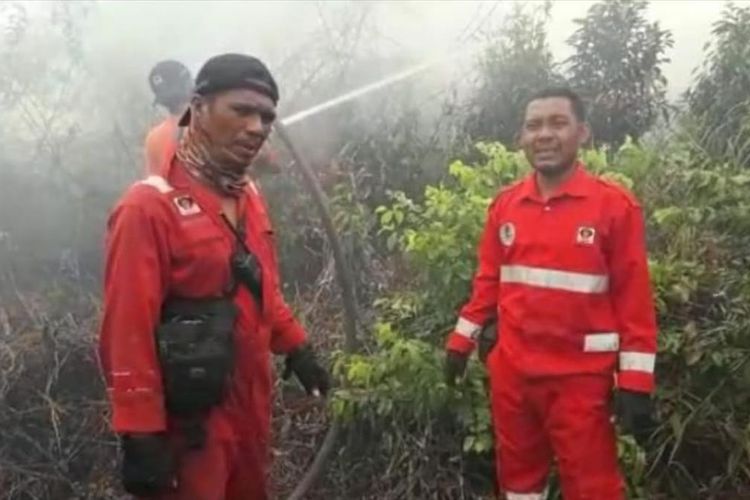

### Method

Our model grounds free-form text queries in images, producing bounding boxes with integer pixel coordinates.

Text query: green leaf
[653,207,683,226]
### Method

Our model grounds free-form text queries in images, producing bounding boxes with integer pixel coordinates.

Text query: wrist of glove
[477,320,498,364]
[615,390,656,447]
[120,433,176,496]
[284,343,330,397]
[445,350,469,386]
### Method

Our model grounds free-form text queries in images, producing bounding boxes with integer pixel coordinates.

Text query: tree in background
[566,0,673,147]
[464,1,562,145]
[0,0,113,282]
[686,2,750,167]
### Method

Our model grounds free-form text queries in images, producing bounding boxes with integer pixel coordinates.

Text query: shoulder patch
[172,194,202,216]
[499,222,516,246]
[137,175,173,194]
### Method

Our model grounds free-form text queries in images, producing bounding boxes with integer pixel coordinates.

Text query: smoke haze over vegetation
[1,1,750,499]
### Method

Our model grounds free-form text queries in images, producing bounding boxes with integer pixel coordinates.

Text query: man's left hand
[284,344,330,397]
[615,390,656,447]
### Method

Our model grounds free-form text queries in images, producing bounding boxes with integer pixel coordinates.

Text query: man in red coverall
[143,59,279,179]
[445,88,658,499]
[99,53,330,499]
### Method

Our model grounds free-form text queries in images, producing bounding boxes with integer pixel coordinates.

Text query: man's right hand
[283,343,331,397]
[445,350,469,386]
[121,433,176,496]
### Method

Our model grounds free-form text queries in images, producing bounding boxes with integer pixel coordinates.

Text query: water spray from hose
[280,49,464,127]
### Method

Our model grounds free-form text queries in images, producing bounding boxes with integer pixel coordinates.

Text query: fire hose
[274,123,360,499]
[271,52,461,497]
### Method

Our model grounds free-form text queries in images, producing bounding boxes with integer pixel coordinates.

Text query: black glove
[284,344,330,396]
[445,350,469,386]
[615,390,656,447]
[120,433,176,496]
[477,320,498,364]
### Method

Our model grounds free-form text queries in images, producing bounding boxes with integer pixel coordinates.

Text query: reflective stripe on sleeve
[455,317,482,340]
[583,332,620,352]
[620,352,656,373]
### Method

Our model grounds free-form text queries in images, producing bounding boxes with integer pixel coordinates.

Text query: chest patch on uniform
[576,226,596,245]
[499,222,516,247]
[173,195,202,217]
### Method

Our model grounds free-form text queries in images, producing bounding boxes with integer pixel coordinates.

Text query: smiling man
[98,53,330,499]
[444,88,658,499]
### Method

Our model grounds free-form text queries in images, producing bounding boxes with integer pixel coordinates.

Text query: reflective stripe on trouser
[500,265,608,294]
[489,353,625,500]
[506,489,548,500]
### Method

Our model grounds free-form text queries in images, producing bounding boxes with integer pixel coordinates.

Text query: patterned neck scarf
[176,114,250,197]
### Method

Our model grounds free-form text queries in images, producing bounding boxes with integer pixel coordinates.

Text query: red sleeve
[97,200,170,433]
[607,202,658,393]
[249,184,308,355]
[446,200,502,355]
[270,292,307,355]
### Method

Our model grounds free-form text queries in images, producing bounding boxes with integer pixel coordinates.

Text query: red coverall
[446,164,658,499]
[98,147,307,499]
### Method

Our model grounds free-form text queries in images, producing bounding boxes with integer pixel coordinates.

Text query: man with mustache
[144,59,280,179]
[444,88,658,499]
[98,53,330,499]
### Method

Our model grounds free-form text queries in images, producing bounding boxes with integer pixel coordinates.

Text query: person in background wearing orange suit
[445,88,658,500]
[144,60,193,176]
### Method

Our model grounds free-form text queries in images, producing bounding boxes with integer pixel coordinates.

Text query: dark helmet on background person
[148,60,193,114]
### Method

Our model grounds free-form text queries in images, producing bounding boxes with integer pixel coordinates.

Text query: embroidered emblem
[577,226,596,245]
[499,222,516,247]
[173,195,202,216]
